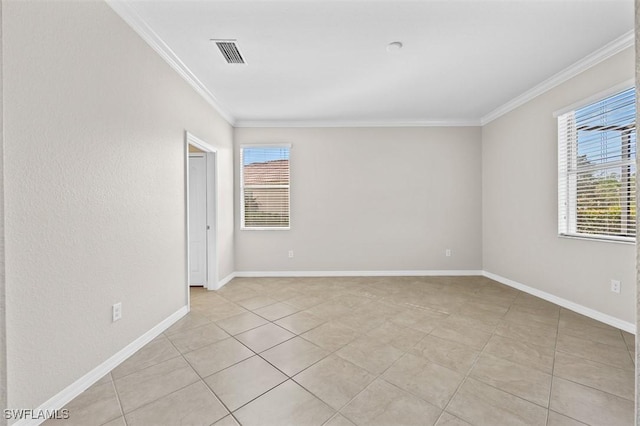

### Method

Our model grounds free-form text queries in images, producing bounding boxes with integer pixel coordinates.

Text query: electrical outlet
[610,280,621,294]
[112,302,122,322]
[288,250,294,258]
[445,249,451,257]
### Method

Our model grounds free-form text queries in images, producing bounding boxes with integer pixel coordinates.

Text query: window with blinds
[558,87,636,242]
[240,145,290,229]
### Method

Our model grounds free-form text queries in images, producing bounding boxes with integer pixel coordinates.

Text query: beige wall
[0,0,6,423]
[483,47,635,324]
[3,0,233,413]
[635,0,639,421]
[234,127,483,272]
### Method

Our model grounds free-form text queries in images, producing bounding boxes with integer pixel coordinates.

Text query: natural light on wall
[240,145,291,229]
[558,87,636,242]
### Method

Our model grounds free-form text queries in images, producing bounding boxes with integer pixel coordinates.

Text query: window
[240,145,290,229]
[558,87,636,242]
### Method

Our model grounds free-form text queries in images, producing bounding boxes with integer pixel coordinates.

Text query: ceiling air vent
[212,40,245,64]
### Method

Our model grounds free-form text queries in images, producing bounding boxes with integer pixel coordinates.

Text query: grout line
[107,336,183,382]
[544,299,562,426]
[194,317,334,415]
[91,279,633,426]
[236,298,401,417]
[199,349,286,416]
[170,336,238,417]
[115,376,203,418]
[118,336,224,417]
[165,330,239,397]
[435,299,507,424]
[107,376,128,426]
[163,313,215,335]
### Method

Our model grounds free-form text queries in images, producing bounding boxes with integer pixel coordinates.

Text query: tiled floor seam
[552,373,636,403]
[332,376,396,424]
[107,327,209,422]
[116,378,204,418]
[619,328,634,361]
[164,319,217,337]
[158,330,238,419]
[175,283,633,426]
[110,350,184,382]
[103,377,127,426]
[185,340,244,417]
[321,413,343,426]
[553,345,635,372]
[178,338,250,373]
[288,347,391,413]
[178,307,282,415]
[198,330,330,416]
[341,291,506,424]
[503,319,633,421]
[250,300,417,422]
[506,304,637,424]
[205,375,286,417]
[435,311,499,426]
[470,348,552,407]
[206,340,288,413]
[239,324,324,370]
[542,301,563,426]
[199,376,240,419]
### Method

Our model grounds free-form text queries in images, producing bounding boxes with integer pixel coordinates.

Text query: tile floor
[44,276,636,426]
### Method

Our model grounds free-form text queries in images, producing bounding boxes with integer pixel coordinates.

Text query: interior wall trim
[13,306,189,426]
[483,270,635,334]
[215,272,237,290]
[481,30,634,125]
[233,269,484,278]
[105,1,234,125]
[233,119,482,128]
[109,3,632,130]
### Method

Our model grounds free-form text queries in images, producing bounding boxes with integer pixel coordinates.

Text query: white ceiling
[113,1,634,126]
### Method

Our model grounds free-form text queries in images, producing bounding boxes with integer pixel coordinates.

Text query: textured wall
[483,47,635,324]
[635,1,639,423]
[3,0,233,413]
[0,0,6,423]
[234,126,483,273]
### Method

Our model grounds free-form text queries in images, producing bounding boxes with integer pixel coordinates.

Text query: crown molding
[480,30,634,126]
[234,119,481,128]
[105,2,632,130]
[106,0,235,125]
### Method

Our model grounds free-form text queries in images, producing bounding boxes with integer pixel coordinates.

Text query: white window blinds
[241,146,290,229]
[558,87,636,241]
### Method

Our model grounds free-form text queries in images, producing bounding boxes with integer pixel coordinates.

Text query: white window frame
[556,82,636,244]
[240,144,291,231]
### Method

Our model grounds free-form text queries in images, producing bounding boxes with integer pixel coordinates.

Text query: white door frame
[185,131,218,305]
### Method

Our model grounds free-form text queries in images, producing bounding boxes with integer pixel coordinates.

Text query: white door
[189,154,207,286]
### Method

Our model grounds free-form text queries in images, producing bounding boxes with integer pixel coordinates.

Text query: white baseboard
[482,270,635,334]
[211,269,634,334]
[214,272,236,290]
[234,270,484,278]
[14,306,189,426]
[211,270,481,290]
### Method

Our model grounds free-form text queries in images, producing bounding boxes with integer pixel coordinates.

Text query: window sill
[241,227,291,231]
[558,233,635,245]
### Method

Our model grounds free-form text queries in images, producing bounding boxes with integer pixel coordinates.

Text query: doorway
[188,153,207,286]
[185,132,217,297]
